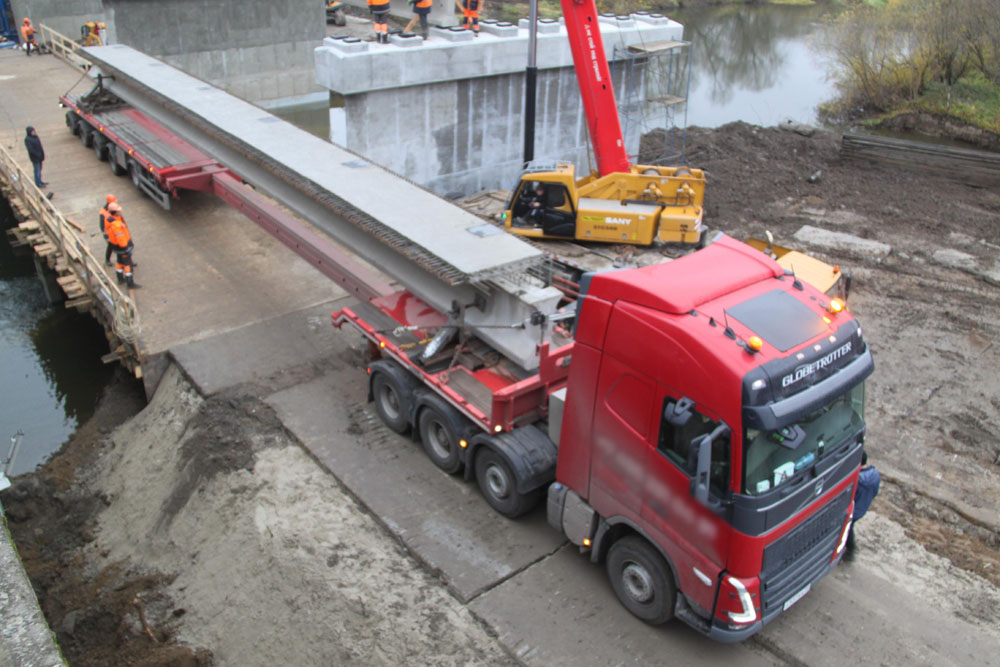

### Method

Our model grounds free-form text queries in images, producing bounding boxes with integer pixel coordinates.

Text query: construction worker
[24,127,46,188]
[105,202,139,289]
[404,0,433,39]
[454,0,480,35]
[367,0,391,43]
[81,21,106,46]
[99,194,118,266]
[21,18,38,56]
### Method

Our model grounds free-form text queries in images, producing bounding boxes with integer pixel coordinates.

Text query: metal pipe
[522,0,538,166]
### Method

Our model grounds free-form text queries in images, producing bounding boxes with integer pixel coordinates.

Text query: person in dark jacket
[844,452,880,560]
[24,126,46,188]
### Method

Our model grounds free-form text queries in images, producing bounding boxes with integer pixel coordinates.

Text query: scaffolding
[611,37,693,167]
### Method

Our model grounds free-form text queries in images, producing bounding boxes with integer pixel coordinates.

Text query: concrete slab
[932,248,1000,285]
[267,371,565,602]
[170,300,346,396]
[469,545,775,666]
[793,224,892,259]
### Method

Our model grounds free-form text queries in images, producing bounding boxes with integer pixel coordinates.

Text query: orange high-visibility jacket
[106,214,131,248]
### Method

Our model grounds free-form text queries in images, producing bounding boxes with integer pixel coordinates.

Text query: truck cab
[548,234,873,639]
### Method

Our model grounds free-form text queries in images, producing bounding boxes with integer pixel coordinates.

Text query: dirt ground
[2,121,999,664]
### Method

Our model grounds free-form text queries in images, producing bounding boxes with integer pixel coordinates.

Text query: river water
[670,3,842,129]
[2,4,840,478]
[1,197,115,477]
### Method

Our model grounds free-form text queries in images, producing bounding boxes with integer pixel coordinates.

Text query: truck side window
[657,398,731,496]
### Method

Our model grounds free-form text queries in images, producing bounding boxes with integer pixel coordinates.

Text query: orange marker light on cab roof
[747,336,763,352]
[830,299,844,313]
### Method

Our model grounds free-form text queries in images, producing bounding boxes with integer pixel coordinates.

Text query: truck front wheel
[475,449,540,518]
[606,536,675,625]
[371,371,411,434]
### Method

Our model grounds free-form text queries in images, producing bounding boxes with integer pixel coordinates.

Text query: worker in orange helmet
[454,0,480,35]
[105,202,140,289]
[366,0,391,44]
[98,194,118,266]
[21,18,39,56]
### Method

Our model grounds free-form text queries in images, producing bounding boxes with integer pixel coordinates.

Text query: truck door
[587,355,657,520]
[641,393,732,616]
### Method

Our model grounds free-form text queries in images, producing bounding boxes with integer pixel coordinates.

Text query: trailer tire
[371,371,412,434]
[93,136,107,161]
[606,536,675,625]
[65,112,78,135]
[475,449,541,518]
[129,161,142,190]
[108,146,126,176]
[80,126,94,148]
[418,406,463,474]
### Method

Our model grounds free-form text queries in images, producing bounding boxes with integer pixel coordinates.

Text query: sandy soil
[3,121,999,663]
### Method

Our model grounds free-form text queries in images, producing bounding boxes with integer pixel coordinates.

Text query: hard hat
[106,194,117,203]
[23,17,30,23]
[108,202,121,212]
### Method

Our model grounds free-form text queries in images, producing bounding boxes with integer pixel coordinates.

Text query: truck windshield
[743,382,865,495]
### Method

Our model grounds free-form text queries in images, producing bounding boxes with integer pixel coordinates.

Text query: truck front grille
[759,488,851,614]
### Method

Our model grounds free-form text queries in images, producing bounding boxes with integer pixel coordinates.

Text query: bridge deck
[1,49,347,364]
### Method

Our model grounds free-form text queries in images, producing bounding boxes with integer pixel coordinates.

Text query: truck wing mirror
[692,423,731,508]
[664,397,694,427]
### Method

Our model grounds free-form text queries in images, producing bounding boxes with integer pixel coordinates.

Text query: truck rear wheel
[418,407,462,474]
[108,146,126,176]
[80,126,94,147]
[93,136,107,161]
[475,449,540,518]
[606,536,675,625]
[65,112,78,135]
[372,371,411,434]
[129,161,142,189]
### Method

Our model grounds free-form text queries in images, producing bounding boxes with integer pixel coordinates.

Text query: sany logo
[781,341,852,388]
[604,217,629,225]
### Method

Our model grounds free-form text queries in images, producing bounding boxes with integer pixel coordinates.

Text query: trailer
[61,79,236,209]
[78,43,874,642]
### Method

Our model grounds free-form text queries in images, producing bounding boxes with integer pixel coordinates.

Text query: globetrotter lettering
[782,341,852,388]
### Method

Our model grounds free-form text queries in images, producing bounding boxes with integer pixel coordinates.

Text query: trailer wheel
[108,146,126,176]
[93,136,107,161]
[371,371,411,434]
[475,449,540,518]
[80,126,94,148]
[65,112,78,135]
[606,536,675,625]
[418,407,463,474]
[129,161,142,190]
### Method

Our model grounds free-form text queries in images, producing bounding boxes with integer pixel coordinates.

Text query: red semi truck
[334,232,873,640]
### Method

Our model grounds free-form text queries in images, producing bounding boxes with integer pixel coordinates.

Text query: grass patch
[914,72,1000,134]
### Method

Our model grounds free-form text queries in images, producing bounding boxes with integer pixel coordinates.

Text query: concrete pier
[316,13,685,195]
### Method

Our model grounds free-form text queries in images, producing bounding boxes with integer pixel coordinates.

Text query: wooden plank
[56,275,80,286]
[64,217,86,233]
[18,220,40,231]
[841,133,1000,183]
[35,243,58,257]
[65,296,94,309]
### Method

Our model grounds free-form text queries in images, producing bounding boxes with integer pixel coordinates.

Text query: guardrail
[37,23,92,70]
[0,142,141,351]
